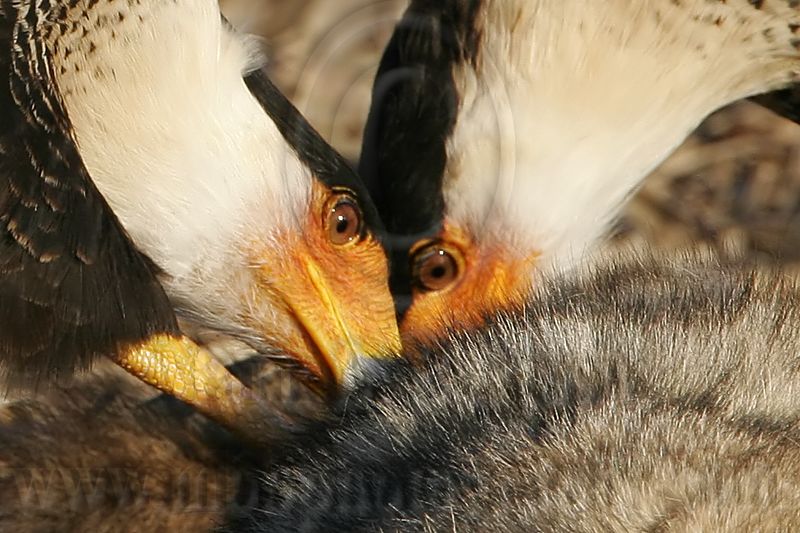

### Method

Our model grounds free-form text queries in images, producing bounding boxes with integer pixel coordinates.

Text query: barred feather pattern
[0,1,179,387]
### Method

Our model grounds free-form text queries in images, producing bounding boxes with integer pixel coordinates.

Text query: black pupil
[413,246,459,292]
[336,214,349,234]
[430,264,447,279]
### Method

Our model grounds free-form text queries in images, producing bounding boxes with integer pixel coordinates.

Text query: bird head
[360,1,544,347]
[360,0,800,347]
[52,1,400,399]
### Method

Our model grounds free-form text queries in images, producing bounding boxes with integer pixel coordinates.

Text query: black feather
[358,1,483,312]
[243,69,385,234]
[753,84,800,123]
[0,2,179,387]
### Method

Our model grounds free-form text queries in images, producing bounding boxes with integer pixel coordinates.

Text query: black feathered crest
[358,0,483,310]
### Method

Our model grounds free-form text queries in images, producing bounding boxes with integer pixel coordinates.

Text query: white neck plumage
[50,0,312,329]
[444,0,800,267]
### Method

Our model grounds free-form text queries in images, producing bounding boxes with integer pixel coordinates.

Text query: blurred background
[221,0,800,271]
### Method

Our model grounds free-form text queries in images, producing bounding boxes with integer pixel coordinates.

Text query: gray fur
[2,251,800,531]
[232,250,800,531]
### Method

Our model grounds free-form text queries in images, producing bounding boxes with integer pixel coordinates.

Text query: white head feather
[442,0,800,268]
[50,0,312,336]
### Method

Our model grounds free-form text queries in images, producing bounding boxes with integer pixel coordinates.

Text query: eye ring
[325,193,364,246]
[411,242,463,293]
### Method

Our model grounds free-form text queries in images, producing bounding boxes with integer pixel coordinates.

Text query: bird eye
[412,244,461,292]
[326,194,363,246]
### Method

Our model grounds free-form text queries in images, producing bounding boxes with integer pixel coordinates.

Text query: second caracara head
[361,0,800,346]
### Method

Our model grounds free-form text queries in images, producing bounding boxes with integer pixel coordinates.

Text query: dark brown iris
[413,245,461,292]
[326,195,363,245]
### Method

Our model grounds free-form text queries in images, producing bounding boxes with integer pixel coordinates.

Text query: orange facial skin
[116,181,400,443]
[401,221,539,350]
[248,180,402,397]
